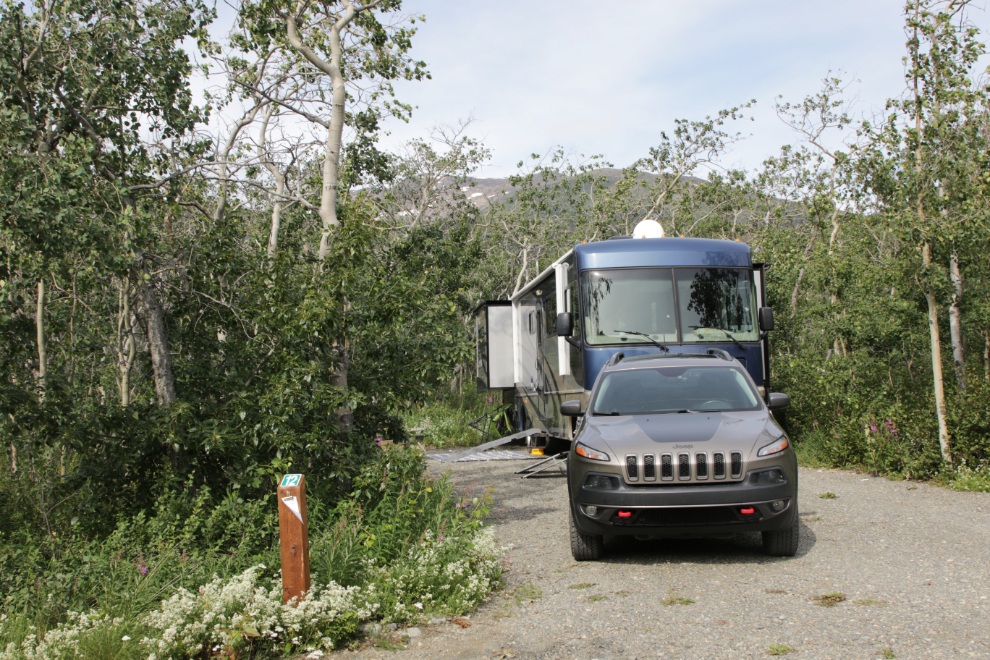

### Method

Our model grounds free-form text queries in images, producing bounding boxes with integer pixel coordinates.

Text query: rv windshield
[677,267,758,343]
[582,269,677,345]
[581,268,758,345]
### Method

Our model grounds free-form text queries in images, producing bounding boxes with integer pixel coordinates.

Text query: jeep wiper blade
[612,330,669,352]
[593,411,623,416]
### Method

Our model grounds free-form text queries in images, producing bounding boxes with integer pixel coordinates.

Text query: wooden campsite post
[277,473,311,605]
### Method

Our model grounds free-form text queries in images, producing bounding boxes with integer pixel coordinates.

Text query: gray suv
[563,350,798,560]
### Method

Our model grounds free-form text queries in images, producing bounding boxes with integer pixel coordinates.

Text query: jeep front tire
[569,506,604,561]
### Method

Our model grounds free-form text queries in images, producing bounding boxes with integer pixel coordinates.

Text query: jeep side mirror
[561,399,584,416]
[767,392,790,410]
[758,307,775,332]
[556,312,574,337]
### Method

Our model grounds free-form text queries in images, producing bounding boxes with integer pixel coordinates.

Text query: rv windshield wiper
[694,327,745,348]
[612,330,669,352]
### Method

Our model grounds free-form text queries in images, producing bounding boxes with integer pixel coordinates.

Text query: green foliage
[310,444,502,621]
[0,444,505,659]
[811,592,847,607]
[768,644,797,656]
[402,391,509,448]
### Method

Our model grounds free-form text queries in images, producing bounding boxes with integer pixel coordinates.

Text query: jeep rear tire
[762,518,799,557]
[569,507,604,561]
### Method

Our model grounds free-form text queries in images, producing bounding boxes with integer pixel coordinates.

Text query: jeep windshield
[581,267,758,345]
[591,366,762,415]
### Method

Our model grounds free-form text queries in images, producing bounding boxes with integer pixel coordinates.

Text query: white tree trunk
[285,3,360,259]
[948,251,965,391]
[119,285,136,407]
[36,279,47,391]
[512,245,529,296]
[284,1,384,430]
[923,243,951,463]
[268,176,285,257]
[258,104,286,258]
[214,105,262,223]
[136,275,177,407]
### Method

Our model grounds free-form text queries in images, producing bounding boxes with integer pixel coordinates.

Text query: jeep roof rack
[607,350,739,366]
[706,348,734,361]
[607,352,625,366]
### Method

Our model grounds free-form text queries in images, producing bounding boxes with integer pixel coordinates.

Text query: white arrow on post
[281,495,304,523]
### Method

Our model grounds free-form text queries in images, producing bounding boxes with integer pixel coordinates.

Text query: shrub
[141,565,369,659]
[0,443,508,659]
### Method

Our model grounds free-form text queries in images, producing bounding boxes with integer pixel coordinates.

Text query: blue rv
[475,235,774,451]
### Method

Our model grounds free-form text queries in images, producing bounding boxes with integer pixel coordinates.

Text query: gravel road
[339,454,990,660]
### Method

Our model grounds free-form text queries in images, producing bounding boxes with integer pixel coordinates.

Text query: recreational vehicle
[475,229,775,451]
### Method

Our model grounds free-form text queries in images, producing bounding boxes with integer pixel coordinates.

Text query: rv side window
[567,284,581,340]
[544,293,557,336]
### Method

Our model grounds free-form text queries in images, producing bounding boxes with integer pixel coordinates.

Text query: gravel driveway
[339,454,990,660]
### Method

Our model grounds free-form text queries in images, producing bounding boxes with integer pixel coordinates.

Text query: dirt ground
[333,453,990,660]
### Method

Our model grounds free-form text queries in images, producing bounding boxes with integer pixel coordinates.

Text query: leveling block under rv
[475,232,775,454]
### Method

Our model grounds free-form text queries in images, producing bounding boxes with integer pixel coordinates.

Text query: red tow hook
[740,507,756,515]
[617,510,633,518]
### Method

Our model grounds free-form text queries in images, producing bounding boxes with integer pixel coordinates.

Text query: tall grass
[402,390,512,448]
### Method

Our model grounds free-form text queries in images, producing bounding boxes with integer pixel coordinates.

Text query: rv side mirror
[561,399,584,417]
[556,312,574,337]
[758,307,775,332]
[767,392,790,410]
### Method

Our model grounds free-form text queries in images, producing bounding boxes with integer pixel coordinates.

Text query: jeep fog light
[584,474,619,490]
[754,468,786,484]
[757,436,790,457]
[582,505,599,516]
[575,442,610,462]
[771,500,787,511]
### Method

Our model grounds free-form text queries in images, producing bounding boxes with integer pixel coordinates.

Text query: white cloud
[377,0,989,176]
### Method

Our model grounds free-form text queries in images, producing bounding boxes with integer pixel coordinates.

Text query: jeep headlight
[575,442,610,462]
[757,436,790,457]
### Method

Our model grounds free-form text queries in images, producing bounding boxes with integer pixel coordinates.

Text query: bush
[0,443,507,660]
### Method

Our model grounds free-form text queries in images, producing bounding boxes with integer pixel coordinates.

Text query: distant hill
[453,168,707,210]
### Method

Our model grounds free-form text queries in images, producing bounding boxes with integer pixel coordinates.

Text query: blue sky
[200,1,990,178]
[371,0,986,176]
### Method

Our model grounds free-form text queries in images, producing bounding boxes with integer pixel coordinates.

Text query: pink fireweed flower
[870,425,877,432]
[375,437,383,445]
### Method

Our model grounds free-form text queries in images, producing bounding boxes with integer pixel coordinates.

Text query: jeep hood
[581,410,783,459]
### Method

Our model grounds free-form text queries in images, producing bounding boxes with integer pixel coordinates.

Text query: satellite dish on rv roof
[632,219,665,239]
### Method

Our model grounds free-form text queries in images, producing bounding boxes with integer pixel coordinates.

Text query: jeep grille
[731,451,743,478]
[622,451,746,484]
[625,454,638,480]
[643,454,656,480]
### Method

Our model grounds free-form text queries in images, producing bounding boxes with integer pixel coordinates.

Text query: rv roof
[574,237,751,270]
